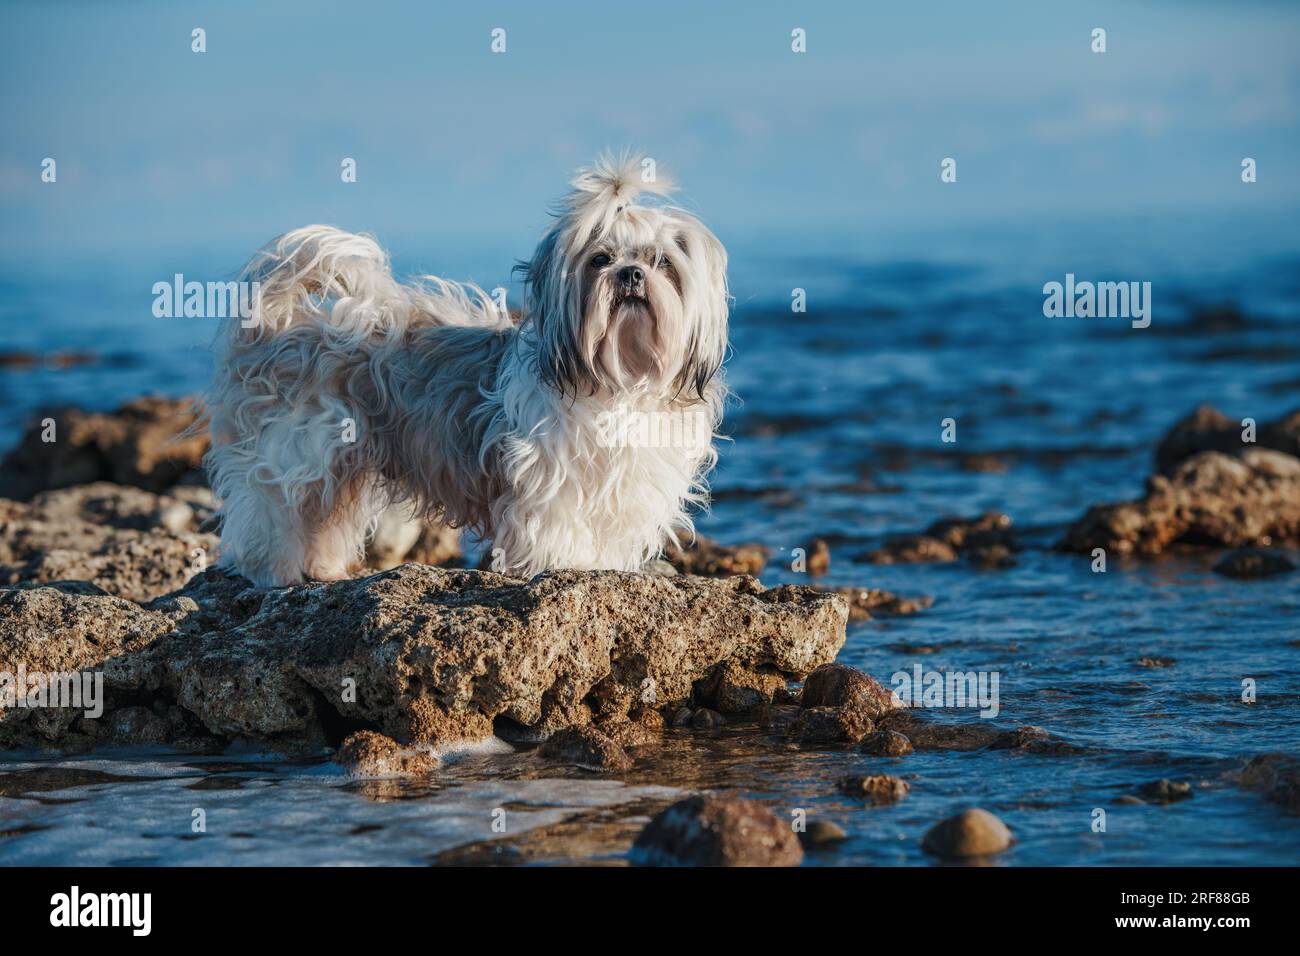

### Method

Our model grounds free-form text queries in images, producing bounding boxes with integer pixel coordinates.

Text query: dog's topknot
[561,152,676,251]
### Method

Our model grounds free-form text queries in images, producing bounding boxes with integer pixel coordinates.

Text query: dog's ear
[672,216,729,400]
[518,226,593,398]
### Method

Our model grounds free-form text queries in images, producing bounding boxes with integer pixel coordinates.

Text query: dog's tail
[226,225,506,354]
[228,225,406,352]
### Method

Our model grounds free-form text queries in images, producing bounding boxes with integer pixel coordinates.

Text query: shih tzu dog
[205,155,729,586]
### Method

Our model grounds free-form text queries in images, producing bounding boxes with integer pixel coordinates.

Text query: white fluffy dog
[204,155,730,586]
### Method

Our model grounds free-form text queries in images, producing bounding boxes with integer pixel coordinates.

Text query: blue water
[2,209,1299,865]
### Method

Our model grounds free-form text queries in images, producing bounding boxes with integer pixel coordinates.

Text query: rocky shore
[1061,405,1300,560]
[2,396,1298,865]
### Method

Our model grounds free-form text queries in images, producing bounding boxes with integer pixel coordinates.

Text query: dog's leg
[209,443,313,587]
[300,476,376,582]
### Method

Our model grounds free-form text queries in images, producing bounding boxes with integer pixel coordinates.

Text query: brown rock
[829,587,934,621]
[690,707,725,731]
[756,703,800,734]
[1136,656,1176,668]
[405,697,493,747]
[790,706,873,744]
[663,535,770,576]
[2,564,846,753]
[837,773,910,804]
[694,659,789,715]
[1061,449,1300,556]
[1213,548,1296,579]
[800,663,897,720]
[0,396,207,499]
[335,730,439,777]
[860,730,913,756]
[922,808,1012,859]
[0,483,219,602]
[632,795,803,866]
[1155,405,1300,473]
[595,715,661,748]
[800,819,848,846]
[1136,779,1193,804]
[856,535,957,565]
[1235,754,1300,814]
[855,513,1015,566]
[539,726,633,772]
[802,538,831,575]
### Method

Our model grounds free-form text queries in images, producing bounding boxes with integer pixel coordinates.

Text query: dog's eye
[653,253,669,269]
[590,253,611,268]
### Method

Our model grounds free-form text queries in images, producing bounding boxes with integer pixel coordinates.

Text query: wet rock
[632,795,803,867]
[1234,754,1300,814]
[0,396,207,499]
[800,663,898,720]
[104,706,172,747]
[1,564,846,753]
[857,536,957,564]
[884,717,1002,752]
[837,774,910,804]
[539,726,633,772]
[967,543,1017,570]
[801,819,848,846]
[1136,656,1176,668]
[926,513,1016,550]
[922,808,1012,859]
[826,586,934,621]
[694,660,789,715]
[756,703,800,734]
[690,708,725,731]
[335,730,439,778]
[1213,548,1296,579]
[669,706,695,728]
[801,538,831,575]
[860,730,913,756]
[1155,405,1300,473]
[788,664,897,745]
[790,706,874,744]
[988,725,1085,755]
[594,714,661,748]
[856,513,1016,567]
[662,535,771,576]
[1136,779,1193,803]
[1061,450,1300,556]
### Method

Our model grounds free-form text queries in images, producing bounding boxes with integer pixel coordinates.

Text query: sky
[1,0,1298,286]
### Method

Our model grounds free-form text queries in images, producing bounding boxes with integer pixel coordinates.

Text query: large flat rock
[1,565,847,753]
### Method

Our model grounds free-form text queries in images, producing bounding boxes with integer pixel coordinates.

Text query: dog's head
[519,154,728,400]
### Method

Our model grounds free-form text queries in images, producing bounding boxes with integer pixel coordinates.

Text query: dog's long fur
[205,155,729,586]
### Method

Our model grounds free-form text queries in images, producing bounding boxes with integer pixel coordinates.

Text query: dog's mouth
[615,291,649,307]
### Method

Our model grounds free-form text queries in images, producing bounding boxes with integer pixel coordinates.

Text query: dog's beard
[581,272,686,391]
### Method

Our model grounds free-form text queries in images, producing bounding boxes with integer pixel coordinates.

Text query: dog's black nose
[618,265,645,292]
